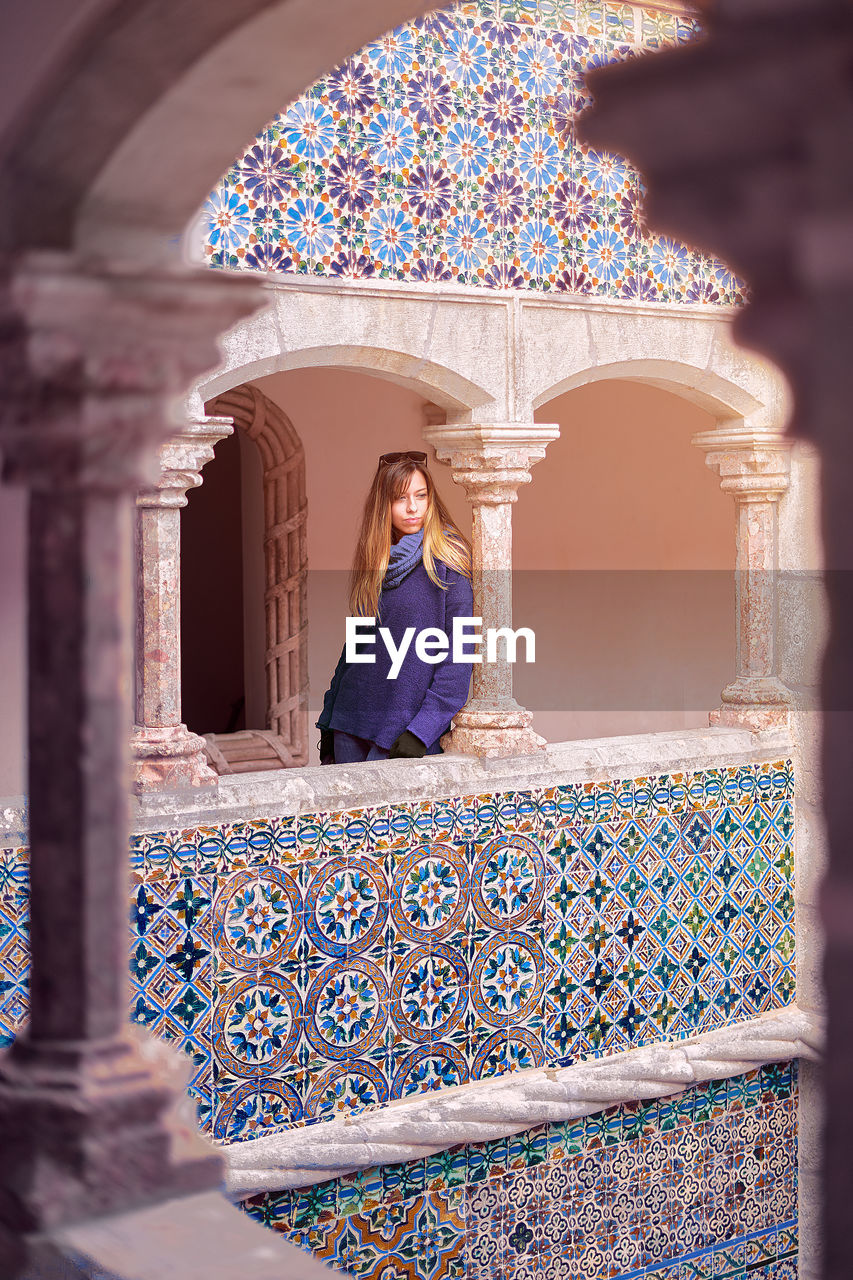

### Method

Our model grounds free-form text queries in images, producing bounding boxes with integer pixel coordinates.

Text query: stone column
[131,413,233,791]
[693,426,793,730]
[422,421,559,757]
[0,251,260,1260]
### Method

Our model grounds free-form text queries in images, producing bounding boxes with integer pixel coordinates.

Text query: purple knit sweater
[317,546,474,750]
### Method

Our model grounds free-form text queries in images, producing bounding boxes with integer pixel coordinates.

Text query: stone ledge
[127,726,791,834]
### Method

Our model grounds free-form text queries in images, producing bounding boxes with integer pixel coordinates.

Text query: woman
[318,450,473,764]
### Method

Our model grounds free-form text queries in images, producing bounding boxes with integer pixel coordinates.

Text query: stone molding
[198,276,785,430]
[224,1006,821,1197]
[423,421,559,758]
[125,727,791,835]
[137,414,234,509]
[693,426,792,505]
[425,421,560,504]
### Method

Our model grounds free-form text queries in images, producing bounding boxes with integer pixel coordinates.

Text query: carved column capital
[0,251,259,492]
[693,427,792,503]
[423,422,560,505]
[137,415,234,510]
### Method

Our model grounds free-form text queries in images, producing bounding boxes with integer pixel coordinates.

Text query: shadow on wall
[181,430,248,736]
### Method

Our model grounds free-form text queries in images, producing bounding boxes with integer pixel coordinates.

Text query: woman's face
[390,469,429,538]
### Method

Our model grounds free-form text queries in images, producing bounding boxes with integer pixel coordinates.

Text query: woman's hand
[389,730,427,759]
[319,730,335,765]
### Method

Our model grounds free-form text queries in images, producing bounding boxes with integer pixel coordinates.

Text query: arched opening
[514,377,735,742]
[179,364,471,767]
[180,383,308,772]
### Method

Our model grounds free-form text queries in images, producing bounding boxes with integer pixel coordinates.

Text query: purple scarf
[383,529,424,591]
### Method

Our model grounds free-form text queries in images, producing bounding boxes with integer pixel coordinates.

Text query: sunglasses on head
[378,451,427,466]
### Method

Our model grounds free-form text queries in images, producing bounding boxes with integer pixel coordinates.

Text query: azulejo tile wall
[244,1062,799,1280]
[0,757,795,1148]
[200,0,745,304]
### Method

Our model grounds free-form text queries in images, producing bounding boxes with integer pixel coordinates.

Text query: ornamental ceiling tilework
[0,758,794,1144]
[200,0,744,304]
[244,1063,798,1280]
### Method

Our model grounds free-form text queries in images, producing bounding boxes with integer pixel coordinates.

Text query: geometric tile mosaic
[200,0,746,305]
[0,757,795,1147]
[243,1060,799,1280]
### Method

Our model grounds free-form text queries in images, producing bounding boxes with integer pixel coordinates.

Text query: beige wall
[522,380,732,571]
[518,379,734,739]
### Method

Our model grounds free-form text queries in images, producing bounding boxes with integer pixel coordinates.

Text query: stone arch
[203,346,494,419]
[1,0,434,254]
[523,310,791,432]
[533,357,766,422]
[205,381,308,763]
[199,287,504,421]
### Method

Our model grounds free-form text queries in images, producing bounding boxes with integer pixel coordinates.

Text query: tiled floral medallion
[243,1061,799,1280]
[199,0,745,305]
[0,758,795,1147]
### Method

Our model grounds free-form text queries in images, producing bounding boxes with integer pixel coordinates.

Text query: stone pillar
[0,251,260,1262]
[131,414,233,791]
[694,426,792,731]
[422,421,559,757]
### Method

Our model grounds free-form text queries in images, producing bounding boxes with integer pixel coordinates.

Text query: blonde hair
[349,456,472,617]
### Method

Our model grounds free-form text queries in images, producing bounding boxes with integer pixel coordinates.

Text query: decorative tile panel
[243,1061,799,1280]
[199,0,745,305]
[0,847,28,1051]
[0,758,795,1140]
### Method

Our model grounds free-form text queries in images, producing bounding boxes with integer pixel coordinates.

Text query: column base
[131,725,217,792]
[0,1030,222,1239]
[710,677,792,731]
[442,698,546,757]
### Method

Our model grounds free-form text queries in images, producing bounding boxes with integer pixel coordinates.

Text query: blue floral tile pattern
[199,0,744,305]
[305,855,388,956]
[211,868,301,968]
[244,1062,798,1280]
